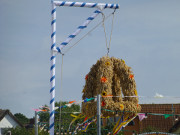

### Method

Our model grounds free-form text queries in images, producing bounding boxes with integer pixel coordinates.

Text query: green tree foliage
[38,101,81,134]
[38,102,124,134]
[14,113,29,125]
[4,127,49,135]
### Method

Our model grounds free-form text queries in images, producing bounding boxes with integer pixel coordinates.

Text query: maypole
[50,1,119,135]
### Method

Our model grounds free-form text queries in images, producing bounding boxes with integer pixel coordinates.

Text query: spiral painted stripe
[51,8,56,14]
[110,4,114,8]
[50,86,55,93]
[50,75,55,82]
[51,64,55,70]
[60,1,65,6]
[50,98,55,104]
[51,32,56,38]
[49,123,54,129]
[51,56,56,60]
[80,2,86,7]
[50,110,55,117]
[78,26,87,29]
[94,10,101,13]
[70,2,75,6]
[69,35,76,38]
[61,42,68,45]
[51,43,56,50]
[51,19,56,25]
[87,17,94,20]
[56,47,60,52]
[91,3,97,8]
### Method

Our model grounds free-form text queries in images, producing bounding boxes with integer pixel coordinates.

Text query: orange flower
[85,74,88,80]
[101,77,107,83]
[129,74,134,79]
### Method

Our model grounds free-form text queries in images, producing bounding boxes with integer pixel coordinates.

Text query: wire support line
[59,54,64,135]
[108,9,116,52]
[101,9,116,56]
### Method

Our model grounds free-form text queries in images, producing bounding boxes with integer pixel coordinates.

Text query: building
[0,109,23,135]
[124,104,180,135]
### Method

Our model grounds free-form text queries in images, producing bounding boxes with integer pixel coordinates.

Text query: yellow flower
[122,59,125,64]
[101,91,107,97]
[134,89,138,96]
[120,104,124,110]
[105,62,110,66]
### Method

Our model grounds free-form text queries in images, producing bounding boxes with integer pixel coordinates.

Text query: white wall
[0,114,20,128]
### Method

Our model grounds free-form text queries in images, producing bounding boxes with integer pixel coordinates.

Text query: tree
[14,113,29,125]
[38,101,81,134]
[4,127,49,135]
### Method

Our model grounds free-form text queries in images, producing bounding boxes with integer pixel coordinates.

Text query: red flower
[129,74,134,79]
[101,77,107,83]
[101,101,106,107]
[85,75,88,80]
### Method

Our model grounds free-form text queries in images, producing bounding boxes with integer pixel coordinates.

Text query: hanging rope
[61,10,116,55]
[108,9,116,53]
[101,12,108,52]
[101,9,116,56]
[59,53,64,135]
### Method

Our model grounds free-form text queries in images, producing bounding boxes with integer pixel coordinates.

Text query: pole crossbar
[50,1,120,135]
[53,1,119,9]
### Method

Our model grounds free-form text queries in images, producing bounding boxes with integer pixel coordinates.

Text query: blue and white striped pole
[56,9,101,53]
[50,2,56,135]
[54,1,119,9]
[50,1,119,135]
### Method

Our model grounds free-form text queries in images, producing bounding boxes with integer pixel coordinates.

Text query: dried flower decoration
[101,101,106,107]
[101,77,107,83]
[105,62,110,66]
[120,104,124,110]
[101,91,107,97]
[129,74,134,79]
[85,74,88,80]
[121,59,125,64]
[134,89,138,96]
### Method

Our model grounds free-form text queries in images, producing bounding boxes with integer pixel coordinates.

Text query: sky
[0,0,180,118]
